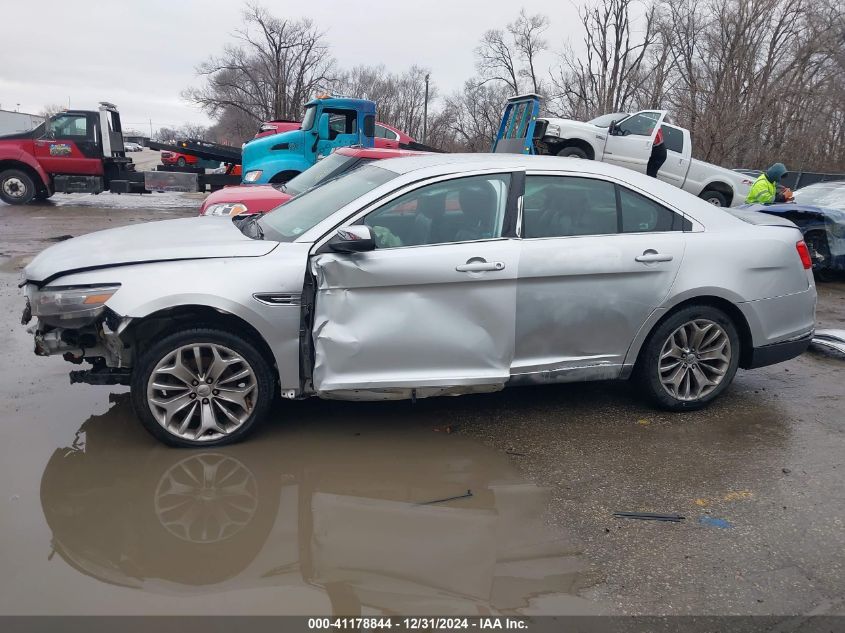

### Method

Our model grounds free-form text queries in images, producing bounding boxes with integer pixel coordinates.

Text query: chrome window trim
[310,168,519,252]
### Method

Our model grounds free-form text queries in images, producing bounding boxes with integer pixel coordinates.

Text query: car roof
[335,146,428,159]
[369,152,637,176]
[367,153,743,230]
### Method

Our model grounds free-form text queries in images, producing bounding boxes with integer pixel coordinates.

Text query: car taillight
[796,240,812,269]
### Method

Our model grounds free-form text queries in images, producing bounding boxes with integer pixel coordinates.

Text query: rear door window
[523,176,618,237]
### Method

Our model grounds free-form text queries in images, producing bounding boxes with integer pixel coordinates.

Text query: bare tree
[184,4,335,124]
[334,64,436,139]
[655,0,845,169]
[153,123,209,143]
[476,10,549,94]
[442,80,511,152]
[511,10,550,93]
[549,0,657,119]
[39,103,65,118]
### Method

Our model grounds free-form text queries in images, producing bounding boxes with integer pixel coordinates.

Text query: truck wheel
[635,305,740,411]
[0,169,36,205]
[131,328,276,447]
[699,189,727,207]
[177,157,187,167]
[557,146,588,159]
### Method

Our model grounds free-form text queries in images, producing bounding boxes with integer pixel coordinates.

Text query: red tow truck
[0,102,241,204]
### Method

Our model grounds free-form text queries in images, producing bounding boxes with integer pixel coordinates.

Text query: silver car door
[514,173,686,381]
[310,172,520,395]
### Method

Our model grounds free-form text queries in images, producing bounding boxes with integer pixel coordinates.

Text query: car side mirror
[328,225,375,253]
[317,113,330,140]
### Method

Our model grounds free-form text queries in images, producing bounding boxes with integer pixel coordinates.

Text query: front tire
[176,157,187,167]
[0,169,36,205]
[556,146,589,159]
[636,305,740,411]
[131,328,275,447]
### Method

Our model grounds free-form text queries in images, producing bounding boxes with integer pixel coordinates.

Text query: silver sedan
[22,154,817,446]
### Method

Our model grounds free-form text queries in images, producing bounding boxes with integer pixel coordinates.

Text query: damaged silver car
[22,155,817,447]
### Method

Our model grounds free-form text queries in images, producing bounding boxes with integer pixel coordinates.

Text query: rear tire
[699,189,727,207]
[556,146,589,159]
[635,305,740,411]
[131,328,275,447]
[0,169,36,205]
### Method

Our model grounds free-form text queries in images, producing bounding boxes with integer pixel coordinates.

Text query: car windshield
[588,112,629,127]
[259,164,396,242]
[283,152,360,197]
[792,184,845,211]
[300,105,317,132]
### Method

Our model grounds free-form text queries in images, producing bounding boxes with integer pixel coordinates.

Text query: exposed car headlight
[243,170,263,183]
[545,124,560,135]
[205,202,248,217]
[29,284,120,328]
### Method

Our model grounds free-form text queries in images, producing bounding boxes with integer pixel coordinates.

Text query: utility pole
[423,73,430,144]
[149,118,153,139]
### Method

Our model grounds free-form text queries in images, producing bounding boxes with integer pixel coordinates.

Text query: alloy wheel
[658,319,731,401]
[154,453,258,543]
[147,343,258,442]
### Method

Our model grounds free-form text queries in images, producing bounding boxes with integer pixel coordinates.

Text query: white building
[0,109,44,135]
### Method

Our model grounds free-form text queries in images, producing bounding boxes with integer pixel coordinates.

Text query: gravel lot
[0,196,842,616]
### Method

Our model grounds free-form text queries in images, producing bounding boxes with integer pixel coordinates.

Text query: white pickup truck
[537,109,753,207]
[493,96,753,207]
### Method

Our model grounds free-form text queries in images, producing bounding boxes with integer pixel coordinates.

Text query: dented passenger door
[309,172,520,397]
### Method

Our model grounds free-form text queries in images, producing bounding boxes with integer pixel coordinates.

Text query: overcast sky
[0,0,582,133]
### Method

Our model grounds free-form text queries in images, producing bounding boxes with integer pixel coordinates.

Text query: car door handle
[456,260,505,272]
[635,250,673,263]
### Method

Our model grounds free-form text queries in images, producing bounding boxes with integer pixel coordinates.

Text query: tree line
[183,0,845,172]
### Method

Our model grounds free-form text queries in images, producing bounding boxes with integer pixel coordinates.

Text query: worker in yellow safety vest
[745,163,792,204]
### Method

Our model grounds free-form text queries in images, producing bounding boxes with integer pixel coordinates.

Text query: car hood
[746,202,845,226]
[25,217,277,284]
[242,129,305,165]
[541,118,603,134]
[200,184,292,215]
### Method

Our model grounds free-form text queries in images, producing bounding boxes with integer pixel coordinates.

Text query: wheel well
[122,306,279,379]
[0,160,47,191]
[638,296,754,369]
[552,139,595,160]
[269,170,300,184]
[700,181,733,206]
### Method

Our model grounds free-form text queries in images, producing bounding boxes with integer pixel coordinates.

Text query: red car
[254,120,302,138]
[200,146,427,216]
[160,150,198,167]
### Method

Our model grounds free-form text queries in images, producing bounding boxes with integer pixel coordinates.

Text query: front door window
[363,174,511,248]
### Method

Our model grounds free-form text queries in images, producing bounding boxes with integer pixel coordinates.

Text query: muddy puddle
[1,393,604,615]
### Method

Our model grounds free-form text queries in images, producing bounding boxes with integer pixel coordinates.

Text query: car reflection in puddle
[40,395,605,615]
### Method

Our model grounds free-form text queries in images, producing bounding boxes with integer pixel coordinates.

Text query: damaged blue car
[743,180,845,276]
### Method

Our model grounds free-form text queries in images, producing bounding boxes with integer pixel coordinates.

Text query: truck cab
[0,103,131,204]
[241,95,376,185]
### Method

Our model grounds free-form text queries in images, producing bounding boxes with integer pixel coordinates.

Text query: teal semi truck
[241,95,377,185]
